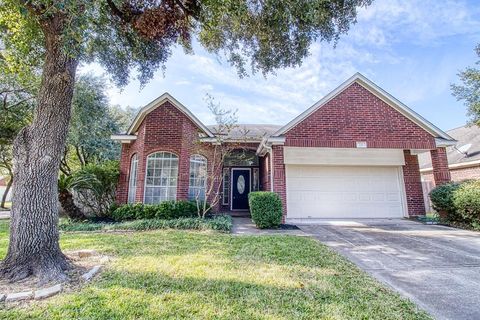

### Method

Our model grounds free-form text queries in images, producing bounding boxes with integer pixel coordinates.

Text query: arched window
[127,154,138,203]
[188,155,207,201]
[144,152,178,204]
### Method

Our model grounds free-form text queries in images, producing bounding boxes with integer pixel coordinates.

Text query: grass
[0,220,430,319]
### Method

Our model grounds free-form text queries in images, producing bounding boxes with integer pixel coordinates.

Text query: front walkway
[298,219,480,320]
[231,217,306,236]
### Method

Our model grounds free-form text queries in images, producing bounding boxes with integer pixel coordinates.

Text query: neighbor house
[419,124,480,182]
[112,73,455,223]
[418,125,480,211]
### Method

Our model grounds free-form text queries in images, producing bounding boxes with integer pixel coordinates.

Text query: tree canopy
[0,0,372,283]
[452,44,480,126]
[1,0,372,83]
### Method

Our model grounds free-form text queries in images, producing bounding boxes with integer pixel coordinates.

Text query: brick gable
[284,82,436,149]
[117,101,209,204]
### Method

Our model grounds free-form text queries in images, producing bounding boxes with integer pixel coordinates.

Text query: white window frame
[127,154,138,203]
[188,154,207,201]
[222,168,230,205]
[143,151,178,204]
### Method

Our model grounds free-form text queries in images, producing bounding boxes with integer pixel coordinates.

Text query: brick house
[418,125,480,211]
[112,73,455,223]
[419,124,480,182]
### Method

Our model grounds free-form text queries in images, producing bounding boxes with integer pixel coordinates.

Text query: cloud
[79,0,478,128]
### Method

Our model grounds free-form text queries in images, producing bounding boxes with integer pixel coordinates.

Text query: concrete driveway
[299,219,480,320]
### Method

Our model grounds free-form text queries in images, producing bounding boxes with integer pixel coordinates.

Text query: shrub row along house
[112,73,455,223]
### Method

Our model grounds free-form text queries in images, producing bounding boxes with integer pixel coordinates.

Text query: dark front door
[231,169,250,210]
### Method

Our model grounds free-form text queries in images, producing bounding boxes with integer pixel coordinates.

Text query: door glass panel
[237,175,245,194]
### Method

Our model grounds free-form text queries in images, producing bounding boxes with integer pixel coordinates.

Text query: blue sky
[81,0,480,131]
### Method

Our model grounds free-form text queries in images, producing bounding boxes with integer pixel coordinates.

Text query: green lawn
[0,221,430,319]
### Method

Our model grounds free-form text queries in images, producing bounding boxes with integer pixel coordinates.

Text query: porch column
[116,144,130,204]
[403,150,426,216]
[272,145,287,222]
[430,147,451,185]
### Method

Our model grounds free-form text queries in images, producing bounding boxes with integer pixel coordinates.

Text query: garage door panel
[286,165,405,219]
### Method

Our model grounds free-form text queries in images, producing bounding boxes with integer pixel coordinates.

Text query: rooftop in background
[419,124,480,170]
[207,124,282,140]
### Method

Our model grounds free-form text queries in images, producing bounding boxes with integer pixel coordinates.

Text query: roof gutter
[111,134,137,144]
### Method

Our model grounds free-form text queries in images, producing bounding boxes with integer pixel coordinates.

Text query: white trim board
[273,73,454,142]
[420,159,480,173]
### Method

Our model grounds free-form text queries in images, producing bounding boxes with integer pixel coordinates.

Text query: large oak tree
[0,0,371,282]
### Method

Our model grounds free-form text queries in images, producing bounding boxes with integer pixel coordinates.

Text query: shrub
[248,191,282,229]
[111,203,143,221]
[73,160,120,217]
[111,201,199,221]
[59,216,233,233]
[429,182,462,221]
[453,180,480,226]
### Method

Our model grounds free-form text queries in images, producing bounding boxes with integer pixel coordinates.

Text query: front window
[188,155,207,201]
[144,152,178,204]
[222,168,230,205]
[127,154,138,203]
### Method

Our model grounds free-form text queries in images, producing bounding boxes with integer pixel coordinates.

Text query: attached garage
[284,147,407,221]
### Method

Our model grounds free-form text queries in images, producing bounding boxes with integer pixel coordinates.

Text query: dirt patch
[0,250,109,297]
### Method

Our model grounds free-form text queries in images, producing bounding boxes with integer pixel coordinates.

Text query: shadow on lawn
[8,269,428,320]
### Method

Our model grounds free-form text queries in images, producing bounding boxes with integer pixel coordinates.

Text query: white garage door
[286,165,405,220]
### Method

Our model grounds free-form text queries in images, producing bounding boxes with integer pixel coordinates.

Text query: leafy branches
[452,44,480,126]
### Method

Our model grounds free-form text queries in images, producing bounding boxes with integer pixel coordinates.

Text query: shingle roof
[207,124,282,140]
[418,124,480,170]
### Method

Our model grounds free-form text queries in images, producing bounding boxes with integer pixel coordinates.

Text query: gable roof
[419,124,480,170]
[126,93,214,137]
[272,73,454,142]
[207,124,282,141]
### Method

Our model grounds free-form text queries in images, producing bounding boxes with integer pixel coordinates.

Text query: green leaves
[452,44,480,126]
[1,0,371,87]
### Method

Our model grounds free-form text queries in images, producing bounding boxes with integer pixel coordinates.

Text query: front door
[231,169,251,210]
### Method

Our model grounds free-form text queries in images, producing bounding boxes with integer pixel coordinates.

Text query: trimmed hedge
[429,180,480,230]
[59,215,233,233]
[248,191,282,229]
[111,201,199,221]
[453,180,480,227]
[429,182,461,221]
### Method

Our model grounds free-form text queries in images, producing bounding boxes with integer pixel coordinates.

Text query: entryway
[231,168,250,211]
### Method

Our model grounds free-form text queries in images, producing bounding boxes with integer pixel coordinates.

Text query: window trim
[143,151,179,204]
[127,154,139,203]
[188,154,208,201]
[222,168,230,205]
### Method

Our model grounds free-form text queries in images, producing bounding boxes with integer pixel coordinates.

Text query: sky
[80,0,480,131]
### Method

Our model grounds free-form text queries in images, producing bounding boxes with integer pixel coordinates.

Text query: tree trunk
[0,15,78,283]
[59,190,86,221]
[0,175,13,209]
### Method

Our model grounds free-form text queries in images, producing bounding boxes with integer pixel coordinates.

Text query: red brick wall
[284,82,436,150]
[271,82,436,218]
[403,150,426,216]
[117,107,263,213]
[450,166,480,181]
[272,145,287,222]
[422,165,480,183]
[259,153,271,191]
[430,148,451,185]
[117,101,210,205]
